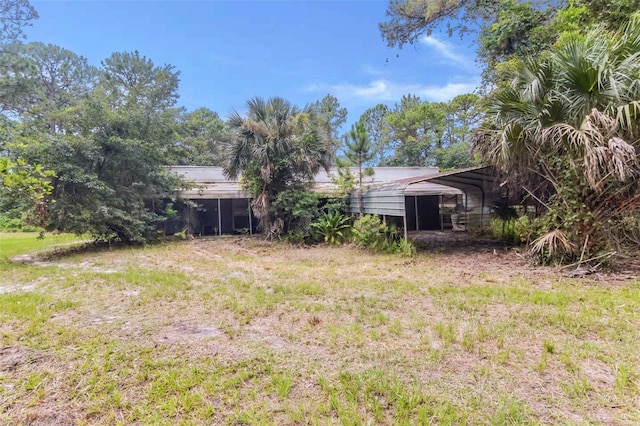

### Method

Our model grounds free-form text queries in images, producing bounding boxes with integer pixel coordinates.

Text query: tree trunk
[358,161,364,215]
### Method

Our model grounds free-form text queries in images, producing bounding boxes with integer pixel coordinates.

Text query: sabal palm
[224,96,331,232]
[475,16,640,256]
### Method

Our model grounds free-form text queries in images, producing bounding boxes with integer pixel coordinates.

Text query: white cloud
[421,36,473,68]
[360,64,386,77]
[306,78,480,104]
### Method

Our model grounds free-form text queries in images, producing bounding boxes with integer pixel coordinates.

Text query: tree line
[0,0,480,243]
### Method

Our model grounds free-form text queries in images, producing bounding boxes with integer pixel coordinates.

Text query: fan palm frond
[222,96,332,235]
[531,229,577,259]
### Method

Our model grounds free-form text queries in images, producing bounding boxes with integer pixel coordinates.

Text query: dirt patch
[23,407,77,426]
[0,284,36,294]
[0,346,50,373]
[155,321,224,344]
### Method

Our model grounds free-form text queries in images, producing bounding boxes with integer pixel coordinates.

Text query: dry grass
[1,234,639,425]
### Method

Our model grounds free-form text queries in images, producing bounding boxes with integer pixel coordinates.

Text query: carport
[351,166,502,240]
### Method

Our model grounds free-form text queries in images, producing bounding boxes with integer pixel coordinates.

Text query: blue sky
[26,1,481,128]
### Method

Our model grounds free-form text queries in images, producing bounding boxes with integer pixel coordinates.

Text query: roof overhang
[352,166,502,216]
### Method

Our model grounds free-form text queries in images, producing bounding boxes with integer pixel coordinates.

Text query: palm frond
[227,109,245,129]
[531,229,576,258]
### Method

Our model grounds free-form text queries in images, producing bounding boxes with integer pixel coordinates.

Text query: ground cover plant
[0,233,639,425]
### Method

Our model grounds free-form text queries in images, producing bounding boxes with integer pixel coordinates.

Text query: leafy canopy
[3,45,184,243]
[224,96,332,238]
[380,0,640,78]
[474,16,640,260]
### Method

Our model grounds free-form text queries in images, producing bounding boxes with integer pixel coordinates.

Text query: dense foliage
[475,17,640,261]
[0,46,184,242]
[358,94,482,168]
[0,3,228,242]
[224,96,332,238]
[351,214,416,256]
[380,0,640,78]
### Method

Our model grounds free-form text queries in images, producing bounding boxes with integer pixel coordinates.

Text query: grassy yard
[0,233,639,425]
[0,232,89,261]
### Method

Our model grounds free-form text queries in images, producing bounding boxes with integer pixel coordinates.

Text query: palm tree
[475,16,640,259]
[344,119,375,214]
[224,96,332,236]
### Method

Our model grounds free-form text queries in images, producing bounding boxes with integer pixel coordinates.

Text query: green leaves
[309,94,348,150]
[0,157,54,225]
[224,96,332,237]
[170,108,230,166]
[1,45,185,243]
[344,120,374,166]
[380,0,640,81]
[0,0,38,45]
[311,211,351,245]
[100,50,180,112]
[373,93,480,169]
[477,16,640,262]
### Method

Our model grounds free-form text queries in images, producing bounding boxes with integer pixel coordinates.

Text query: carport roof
[352,166,501,217]
[371,166,498,194]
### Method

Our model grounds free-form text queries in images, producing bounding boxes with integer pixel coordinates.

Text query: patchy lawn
[0,234,639,425]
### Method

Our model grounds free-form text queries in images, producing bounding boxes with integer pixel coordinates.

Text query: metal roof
[352,166,500,216]
[169,166,443,199]
[168,166,500,209]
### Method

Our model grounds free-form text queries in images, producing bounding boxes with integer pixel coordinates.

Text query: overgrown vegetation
[311,210,350,245]
[1,235,638,424]
[379,1,640,265]
[476,17,640,263]
[351,214,416,256]
[3,0,640,256]
[223,97,332,239]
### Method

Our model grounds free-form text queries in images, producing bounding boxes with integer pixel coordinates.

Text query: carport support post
[439,195,444,231]
[217,198,222,236]
[480,189,485,230]
[403,213,408,242]
[248,201,253,235]
[464,192,468,230]
[414,196,419,231]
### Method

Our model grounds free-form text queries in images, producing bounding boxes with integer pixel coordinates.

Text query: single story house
[169,166,501,236]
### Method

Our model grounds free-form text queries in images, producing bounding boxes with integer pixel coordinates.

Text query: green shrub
[0,216,42,232]
[351,214,391,251]
[311,211,351,245]
[286,229,306,245]
[491,215,534,245]
[271,188,321,240]
[351,215,417,256]
[513,215,535,243]
[390,238,417,257]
